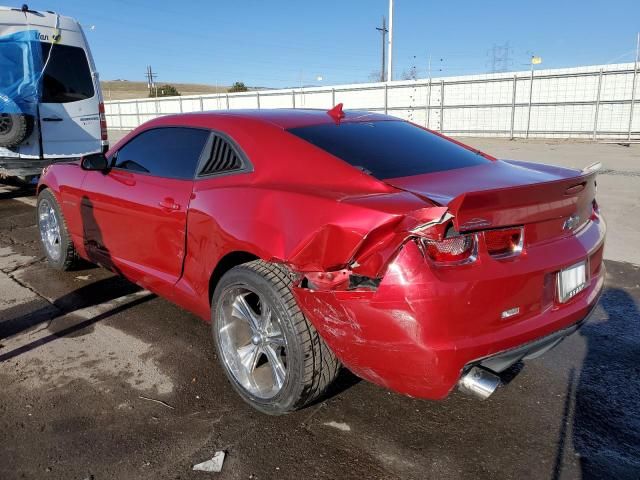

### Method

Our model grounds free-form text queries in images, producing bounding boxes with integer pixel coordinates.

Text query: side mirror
[81,153,109,171]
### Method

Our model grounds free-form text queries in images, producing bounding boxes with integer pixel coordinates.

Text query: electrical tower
[376,17,388,82]
[489,43,513,73]
[145,65,157,96]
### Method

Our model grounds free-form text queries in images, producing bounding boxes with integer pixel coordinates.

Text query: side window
[114,127,210,179]
[198,134,243,176]
[40,43,95,103]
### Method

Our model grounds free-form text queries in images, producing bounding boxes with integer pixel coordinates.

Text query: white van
[0,5,107,180]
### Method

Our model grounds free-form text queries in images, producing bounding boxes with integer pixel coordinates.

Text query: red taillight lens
[99,102,108,141]
[423,234,475,263]
[484,227,523,257]
[590,199,600,220]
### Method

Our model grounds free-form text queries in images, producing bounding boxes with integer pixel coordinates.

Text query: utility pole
[145,65,157,97]
[387,0,394,82]
[526,56,542,138]
[628,32,639,141]
[376,16,388,82]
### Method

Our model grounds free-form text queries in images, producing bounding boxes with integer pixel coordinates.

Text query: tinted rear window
[287,121,490,179]
[41,43,94,103]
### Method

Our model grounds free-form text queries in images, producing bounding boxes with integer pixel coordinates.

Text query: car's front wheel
[37,189,78,270]
[212,260,340,415]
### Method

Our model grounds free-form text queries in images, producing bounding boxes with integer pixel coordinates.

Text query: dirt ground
[1,138,639,479]
[101,81,230,101]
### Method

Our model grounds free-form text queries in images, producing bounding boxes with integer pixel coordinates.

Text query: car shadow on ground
[0,275,144,340]
[0,277,154,363]
[0,195,154,363]
[553,286,640,479]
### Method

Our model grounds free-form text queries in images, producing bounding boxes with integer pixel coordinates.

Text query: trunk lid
[384,160,597,232]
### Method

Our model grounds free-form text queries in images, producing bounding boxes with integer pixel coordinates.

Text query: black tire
[0,95,29,148]
[212,260,340,415]
[36,189,79,270]
[0,113,28,148]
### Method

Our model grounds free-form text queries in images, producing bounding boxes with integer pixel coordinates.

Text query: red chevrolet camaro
[37,106,605,414]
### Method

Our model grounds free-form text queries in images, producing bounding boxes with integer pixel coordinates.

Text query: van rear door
[39,41,102,158]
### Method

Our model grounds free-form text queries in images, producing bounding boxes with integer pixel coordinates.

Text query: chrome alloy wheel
[218,286,288,399]
[38,198,62,261]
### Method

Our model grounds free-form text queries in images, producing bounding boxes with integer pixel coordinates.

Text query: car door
[39,42,102,158]
[80,126,210,292]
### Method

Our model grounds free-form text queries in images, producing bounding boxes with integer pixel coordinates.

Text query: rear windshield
[40,43,94,103]
[287,121,490,179]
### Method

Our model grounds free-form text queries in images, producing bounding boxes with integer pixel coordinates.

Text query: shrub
[228,82,248,93]
[149,84,181,97]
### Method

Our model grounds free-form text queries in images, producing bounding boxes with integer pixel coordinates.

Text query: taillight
[423,234,475,264]
[590,199,600,220]
[484,227,523,258]
[99,102,108,142]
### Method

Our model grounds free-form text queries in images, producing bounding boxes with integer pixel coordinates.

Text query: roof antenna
[327,103,345,123]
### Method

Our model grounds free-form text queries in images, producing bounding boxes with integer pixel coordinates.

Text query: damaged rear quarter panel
[178,182,439,318]
[293,241,452,398]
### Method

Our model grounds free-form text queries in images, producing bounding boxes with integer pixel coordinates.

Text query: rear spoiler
[447,169,598,232]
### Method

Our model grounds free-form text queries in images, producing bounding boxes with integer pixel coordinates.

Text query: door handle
[42,116,63,122]
[109,171,136,186]
[158,199,181,211]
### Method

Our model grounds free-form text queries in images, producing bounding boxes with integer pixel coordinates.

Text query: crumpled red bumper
[292,218,605,400]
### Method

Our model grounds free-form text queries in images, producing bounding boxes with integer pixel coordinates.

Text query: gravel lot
[1,137,639,479]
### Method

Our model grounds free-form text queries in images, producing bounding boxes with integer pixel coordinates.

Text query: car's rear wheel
[212,260,340,415]
[37,189,78,270]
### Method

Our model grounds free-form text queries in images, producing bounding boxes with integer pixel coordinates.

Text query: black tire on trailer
[36,188,79,271]
[212,260,340,415]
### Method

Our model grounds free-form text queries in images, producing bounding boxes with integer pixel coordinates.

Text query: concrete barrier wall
[105,62,639,140]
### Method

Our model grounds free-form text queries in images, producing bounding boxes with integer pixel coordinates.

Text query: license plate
[557,261,588,303]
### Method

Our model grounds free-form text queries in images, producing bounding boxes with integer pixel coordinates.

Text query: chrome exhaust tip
[458,366,501,400]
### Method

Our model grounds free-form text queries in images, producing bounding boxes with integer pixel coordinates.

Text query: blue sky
[17,0,640,87]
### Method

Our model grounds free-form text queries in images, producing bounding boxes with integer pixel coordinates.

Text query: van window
[287,121,491,179]
[113,127,210,179]
[40,43,94,103]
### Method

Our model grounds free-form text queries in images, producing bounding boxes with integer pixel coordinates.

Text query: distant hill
[101,81,230,101]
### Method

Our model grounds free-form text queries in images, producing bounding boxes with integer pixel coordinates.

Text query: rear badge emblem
[563,214,580,231]
[501,307,520,319]
[461,218,491,229]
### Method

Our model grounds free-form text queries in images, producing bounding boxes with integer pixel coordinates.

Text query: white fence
[105,62,639,140]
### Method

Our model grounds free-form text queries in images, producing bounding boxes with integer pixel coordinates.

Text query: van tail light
[590,199,600,220]
[484,227,523,258]
[422,234,475,264]
[98,102,109,143]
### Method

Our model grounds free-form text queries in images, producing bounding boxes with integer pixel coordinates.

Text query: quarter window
[198,134,243,176]
[114,127,210,179]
